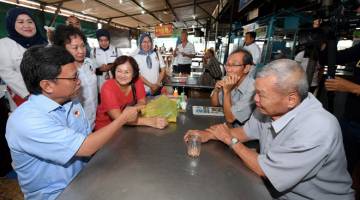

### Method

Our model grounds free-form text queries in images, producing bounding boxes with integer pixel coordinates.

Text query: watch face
[231,137,239,144]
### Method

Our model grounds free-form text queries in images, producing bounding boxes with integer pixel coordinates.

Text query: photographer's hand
[325,76,360,95]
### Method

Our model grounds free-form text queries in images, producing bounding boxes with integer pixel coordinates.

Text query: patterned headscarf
[138,33,154,69]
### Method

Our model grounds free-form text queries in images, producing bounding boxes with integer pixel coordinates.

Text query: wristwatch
[229,137,239,148]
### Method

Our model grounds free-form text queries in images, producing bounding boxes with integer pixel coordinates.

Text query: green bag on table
[141,95,178,122]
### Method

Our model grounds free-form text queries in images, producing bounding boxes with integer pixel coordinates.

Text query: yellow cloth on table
[141,95,178,122]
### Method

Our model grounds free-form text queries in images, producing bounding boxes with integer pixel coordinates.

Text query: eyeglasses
[225,63,245,68]
[54,72,79,81]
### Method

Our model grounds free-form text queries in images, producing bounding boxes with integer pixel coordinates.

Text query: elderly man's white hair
[256,59,309,100]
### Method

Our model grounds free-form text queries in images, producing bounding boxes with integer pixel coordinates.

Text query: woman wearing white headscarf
[133,33,166,96]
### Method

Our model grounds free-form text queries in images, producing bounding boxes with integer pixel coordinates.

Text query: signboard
[155,24,174,37]
[248,8,258,21]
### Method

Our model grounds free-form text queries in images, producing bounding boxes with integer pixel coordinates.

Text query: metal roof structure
[7,0,220,31]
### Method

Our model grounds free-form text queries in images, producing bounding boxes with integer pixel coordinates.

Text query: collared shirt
[176,42,195,65]
[91,45,119,67]
[218,72,255,124]
[76,58,98,128]
[243,93,354,200]
[133,51,165,93]
[91,45,120,90]
[5,94,91,200]
[244,42,261,64]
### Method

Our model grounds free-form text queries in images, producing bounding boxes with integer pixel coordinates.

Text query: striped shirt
[204,57,222,79]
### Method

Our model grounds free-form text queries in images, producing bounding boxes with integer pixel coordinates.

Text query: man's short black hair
[53,24,87,47]
[246,31,256,39]
[20,45,75,95]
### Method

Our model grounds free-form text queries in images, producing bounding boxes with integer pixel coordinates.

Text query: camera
[298,1,360,46]
[297,0,360,80]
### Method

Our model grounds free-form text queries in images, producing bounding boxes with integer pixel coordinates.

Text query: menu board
[155,24,174,37]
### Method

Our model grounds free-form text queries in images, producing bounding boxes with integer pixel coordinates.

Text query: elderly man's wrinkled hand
[206,124,232,145]
[223,75,240,93]
[215,80,224,90]
[184,130,213,143]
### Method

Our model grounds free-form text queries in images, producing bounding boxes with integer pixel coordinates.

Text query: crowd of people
[0,6,359,200]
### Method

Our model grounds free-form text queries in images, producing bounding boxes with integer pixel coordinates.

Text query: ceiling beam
[45,0,150,26]
[129,0,164,23]
[103,0,218,20]
[183,16,209,21]
[104,0,217,16]
[44,0,137,29]
[164,0,179,22]
[195,19,205,27]
[197,4,216,21]
[105,13,139,20]
[47,2,63,26]
[41,0,218,29]
[108,21,133,30]
[152,0,217,12]
[45,0,73,6]
[183,19,207,28]
[93,0,150,26]
[71,8,134,29]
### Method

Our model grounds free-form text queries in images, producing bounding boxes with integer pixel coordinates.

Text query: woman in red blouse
[95,55,168,130]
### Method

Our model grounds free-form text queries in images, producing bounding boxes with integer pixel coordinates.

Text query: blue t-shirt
[6,95,91,200]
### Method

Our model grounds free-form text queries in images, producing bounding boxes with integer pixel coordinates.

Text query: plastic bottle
[180,91,185,103]
[179,91,187,110]
[173,88,178,97]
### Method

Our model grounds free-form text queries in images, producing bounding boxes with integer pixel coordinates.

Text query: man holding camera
[322,42,360,195]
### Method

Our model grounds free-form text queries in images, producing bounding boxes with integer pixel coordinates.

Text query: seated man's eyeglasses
[225,63,247,67]
[225,63,245,68]
[54,72,79,81]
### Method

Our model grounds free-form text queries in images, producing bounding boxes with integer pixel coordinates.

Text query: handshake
[121,105,168,129]
[121,105,144,123]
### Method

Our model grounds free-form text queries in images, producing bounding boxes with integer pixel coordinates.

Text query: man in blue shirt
[5,46,139,200]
